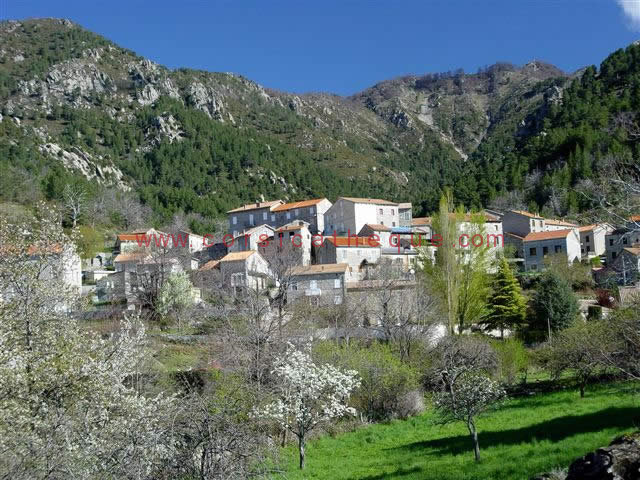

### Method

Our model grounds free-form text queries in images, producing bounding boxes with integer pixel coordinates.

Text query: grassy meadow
[281,382,640,480]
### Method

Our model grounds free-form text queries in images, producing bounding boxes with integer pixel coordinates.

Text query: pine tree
[533,271,579,340]
[484,257,527,338]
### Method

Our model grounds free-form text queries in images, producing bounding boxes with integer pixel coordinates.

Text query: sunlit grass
[281,382,640,480]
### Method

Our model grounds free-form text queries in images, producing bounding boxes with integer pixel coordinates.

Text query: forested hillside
[1,18,639,229]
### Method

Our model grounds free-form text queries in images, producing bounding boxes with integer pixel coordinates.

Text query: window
[295,209,299,217]
[543,246,548,255]
[392,222,396,227]
[587,245,591,252]
[289,282,298,291]
[263,212,268,220]
[623,237,628,244]
[495,225,499,231]
[286,212,291,220]
[249,214,254,225]
[555,245,561,253]
[529,247,537,256]
[530,220,535,227]
[334,295,342,305]
[271,214,276,222]
[309,207,314,214]
[609,239,614,246]
[334,278,342,289]
[310,279,318,289]
[379,208,383,215]
[232,216,237,225]
[585,235,590,243]
[613,251,617,259]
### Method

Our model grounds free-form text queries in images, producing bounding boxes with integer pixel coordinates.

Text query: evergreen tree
[532,271,579,340]
[484,257,527,338]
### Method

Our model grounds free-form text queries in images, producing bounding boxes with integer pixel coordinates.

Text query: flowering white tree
[0,205,175,479]
[434,371,505,462]
[157,271,195,325]
[255,343,360,469]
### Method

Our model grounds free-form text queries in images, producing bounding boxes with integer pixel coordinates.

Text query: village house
[522,229,582,272]
[323,197,400,235]
[605,218,640,265]
[258,220,313,266]
[502,210,546,237]
[218,250,272,293]
[611,247,640,285]
[411,217,433,239]
[179,230,206,254]
[114,228,163,253]
[578,224,611,259]
[287,263,348,306]
[398,203,413,227]
[227,224,276,253]
[358,224,393,246]
[227,200,284,237]
[272,198,332,234]
[315,236,382,281]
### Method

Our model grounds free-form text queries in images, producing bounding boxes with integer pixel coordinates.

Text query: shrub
[492,338,529,385]
[313,341,421,421]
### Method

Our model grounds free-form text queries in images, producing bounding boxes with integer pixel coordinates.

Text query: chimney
[256,202,260,207]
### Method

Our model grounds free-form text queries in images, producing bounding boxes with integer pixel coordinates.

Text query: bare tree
[63,183,86,227]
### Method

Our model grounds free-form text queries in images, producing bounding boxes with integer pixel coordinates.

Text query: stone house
[115,228,163,253]
[398,203,413,227]
[579,224,611,259]
[522,229,582,272]
[258,220,313,266]
[358,224,393,247]
[272,198,332,234]
[227,200,284,237]
[411,217,433,239]
[323,197,400,235]
[502,210,545,237]
[287,263,348,306]
[218,250,272,292]
[179,230,206,254]
[605,221,640,265]
[227,224,276,253]
[315,236,381,281]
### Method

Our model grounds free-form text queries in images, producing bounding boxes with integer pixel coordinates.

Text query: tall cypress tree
[484,257,527,338]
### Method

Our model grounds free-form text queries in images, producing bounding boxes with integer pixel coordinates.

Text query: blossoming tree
[0,205,175,479]
[256,343,360,469]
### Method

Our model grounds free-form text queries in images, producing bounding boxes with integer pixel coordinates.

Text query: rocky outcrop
[532,433,640,480]
[39,143,129,190]
[187,82,224,119]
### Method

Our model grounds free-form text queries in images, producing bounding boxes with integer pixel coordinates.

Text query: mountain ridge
[2,17,636,227]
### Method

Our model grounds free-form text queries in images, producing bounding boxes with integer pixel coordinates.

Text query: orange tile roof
[114,252,147,263]
[523,229,574,242]
[199,259,220,271]
[623,247,640,256]
[291,263,349,276]
[339,197,398,206]
[227,200,283,214]
[325,236,381,247]
[545,219,578,227]
[362,223,392,232]
[117,234,142,241]
[630,215,640,222]
[510,209,542,219]
[272,198,327,212]
[412,217,432,226]
[220,250,256,262]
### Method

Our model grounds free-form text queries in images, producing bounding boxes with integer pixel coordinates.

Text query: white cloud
[618,0,640,30]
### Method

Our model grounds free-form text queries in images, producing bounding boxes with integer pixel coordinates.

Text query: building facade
[323,197,400,235]
[288,263,348,306]
[522,229,581,272]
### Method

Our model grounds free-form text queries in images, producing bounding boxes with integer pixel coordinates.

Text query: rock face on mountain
[0,17,573,216]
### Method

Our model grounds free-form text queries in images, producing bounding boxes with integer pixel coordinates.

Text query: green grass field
[281,382,640,480]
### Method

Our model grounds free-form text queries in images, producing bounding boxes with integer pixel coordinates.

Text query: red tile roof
[523,229,574,242]
[227,200,283,214]
[291,263,349,275]
[272,198,327,212]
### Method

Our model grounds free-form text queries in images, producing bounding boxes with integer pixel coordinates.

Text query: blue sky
[2,0,640,95]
